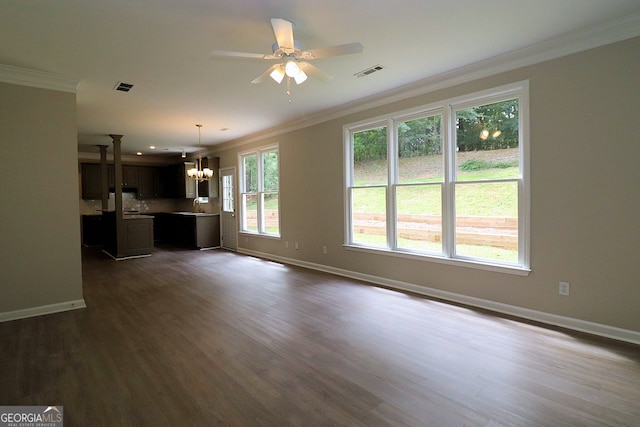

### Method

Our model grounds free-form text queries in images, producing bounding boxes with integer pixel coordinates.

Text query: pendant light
[187,124,213,182]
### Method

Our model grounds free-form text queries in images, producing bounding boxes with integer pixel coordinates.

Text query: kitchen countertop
[124,214,154,220]
[86,211,219,217]
[98,211,154,220]
[170,212,220,216]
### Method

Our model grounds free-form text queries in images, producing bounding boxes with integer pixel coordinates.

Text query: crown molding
[77,151,179,166]
[0,64,80,93]
[214,12,640,152]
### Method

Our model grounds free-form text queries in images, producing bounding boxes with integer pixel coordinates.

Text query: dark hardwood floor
[1,245,640,426]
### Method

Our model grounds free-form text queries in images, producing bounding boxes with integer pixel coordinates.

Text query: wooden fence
[352,213,518,250]
[246,211,518,250]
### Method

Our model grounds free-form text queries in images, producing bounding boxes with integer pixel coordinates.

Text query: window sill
[343,244,531,276]
[239,231,281,241]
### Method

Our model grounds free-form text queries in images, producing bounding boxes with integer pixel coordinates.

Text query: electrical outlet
[322,246,327,254]
[559,281,570,296]
[295,242,299,250]
[285,241,289,249]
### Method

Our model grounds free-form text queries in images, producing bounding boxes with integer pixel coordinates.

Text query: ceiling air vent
[354,65,384,78]
[114,82,134,92]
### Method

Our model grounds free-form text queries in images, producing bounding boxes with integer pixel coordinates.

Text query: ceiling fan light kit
[284,59,300,77]
[269,66,285,84]
[211,18,363,96]
[293,70,307,84]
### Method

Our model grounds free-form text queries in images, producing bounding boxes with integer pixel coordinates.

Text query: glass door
[220,167,237,250]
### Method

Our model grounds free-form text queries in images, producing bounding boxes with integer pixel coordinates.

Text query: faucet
[192,197,204,213]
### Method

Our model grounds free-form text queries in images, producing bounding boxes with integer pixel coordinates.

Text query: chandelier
[187,124,213,182]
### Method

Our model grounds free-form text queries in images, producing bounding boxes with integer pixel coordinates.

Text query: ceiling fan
[211,18,363,86]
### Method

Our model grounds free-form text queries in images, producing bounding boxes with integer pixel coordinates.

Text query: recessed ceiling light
[136,152,142,156]
[149,145,156,149]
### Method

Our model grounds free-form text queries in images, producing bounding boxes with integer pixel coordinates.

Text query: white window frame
[238,144,280,238]
[344,81,530,275]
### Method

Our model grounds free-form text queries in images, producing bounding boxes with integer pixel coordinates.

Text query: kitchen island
[154,212,220,249]
[102,211,154,259]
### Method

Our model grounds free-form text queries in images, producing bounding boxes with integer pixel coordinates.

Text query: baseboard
[102,250,152,261]
[239,248,640,345]
[0,299,87,323]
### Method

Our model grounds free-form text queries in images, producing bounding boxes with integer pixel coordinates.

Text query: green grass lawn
[352,174,517,217]
[353,149,519,217]
[245,149,520,262]
[351,148,520,263]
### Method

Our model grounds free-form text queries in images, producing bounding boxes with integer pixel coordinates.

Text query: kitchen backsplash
[79,193,219,215]
[80,193,177,215]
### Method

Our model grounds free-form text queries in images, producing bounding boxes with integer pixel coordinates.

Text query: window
[239,145,280,236]
[222,174,234,213]
[351,124,388,247]
[345,82,529,272]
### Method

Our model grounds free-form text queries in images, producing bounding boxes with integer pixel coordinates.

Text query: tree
[263,150,279,191]
[244,155,257,192]
[456,99,518,152]
[398,115,442,158]
[353,126,387,163]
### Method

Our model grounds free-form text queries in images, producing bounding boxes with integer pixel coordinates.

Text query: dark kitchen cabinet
[163,162,195,198]
[107,165,114,188]
[107,165,139,189]
[122,165,139,188]
[81,162,198,200]
[81,163,102,199]
[138,166,163,199]
[83,163,143,198]
[197,157,220,198]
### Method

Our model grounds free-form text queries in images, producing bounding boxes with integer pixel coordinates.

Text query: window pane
[263,150,279,191]
[398,115,443,183]
[222,175,234,212]
[353,126,388,185]
[351,186,387,246]
[243,155,258,192]
[242,193,258,232]
[456,99,519,181]
[262,192,279,235]
[396,184,442,253]
[455,181,518,263]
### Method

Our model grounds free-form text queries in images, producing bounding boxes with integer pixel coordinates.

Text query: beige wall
[213,37,640,333]
[0,82,84,313]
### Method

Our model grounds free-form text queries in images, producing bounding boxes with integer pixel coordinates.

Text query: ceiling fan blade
[251,64,281,84]
[299,62,333,83]
[271,18,295,52]
[301,42,364,60]
[211,49,278,60]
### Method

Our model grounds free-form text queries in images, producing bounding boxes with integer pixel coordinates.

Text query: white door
[220,167,238,251]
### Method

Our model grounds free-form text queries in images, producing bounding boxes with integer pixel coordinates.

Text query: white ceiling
[2,0,640,157]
